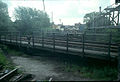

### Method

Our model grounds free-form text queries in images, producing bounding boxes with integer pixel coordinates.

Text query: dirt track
[11,55,91,81]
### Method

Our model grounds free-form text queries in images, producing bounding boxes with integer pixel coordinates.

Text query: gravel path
[11,55,91,81]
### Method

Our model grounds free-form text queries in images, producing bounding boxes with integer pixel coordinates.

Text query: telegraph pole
[99,6,101,14]
[51,12,53,23]
[59,19,61,24]
[93,12,95,28]
[42,0,45,11]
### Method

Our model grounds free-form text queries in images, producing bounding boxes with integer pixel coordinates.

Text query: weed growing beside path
[63,62,117,81]
[0,48,14,69]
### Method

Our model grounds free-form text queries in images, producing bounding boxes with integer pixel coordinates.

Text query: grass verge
[63,62,117,81]
[0,44,26,56]
[0,48,14,69]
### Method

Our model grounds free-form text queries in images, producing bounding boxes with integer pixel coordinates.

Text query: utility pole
[42,0,45,11]
[93,12,95,28]
[51,12,53,23]
[59,19,61,24]
[99,6,101,14]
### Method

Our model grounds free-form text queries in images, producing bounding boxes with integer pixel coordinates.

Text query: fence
[0,31,119,60]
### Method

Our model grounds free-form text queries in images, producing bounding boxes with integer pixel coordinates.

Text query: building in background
[74,23,86,31]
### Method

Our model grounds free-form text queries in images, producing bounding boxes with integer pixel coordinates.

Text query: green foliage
[0,44,15,69]
[0,49,14,69]
[0,47,15,71]
[8,49,24,56]
[0,44,24,56]
[0,49,8,66]
[14,7,50,35]
[0,1,12,32]
[64,64,117,81]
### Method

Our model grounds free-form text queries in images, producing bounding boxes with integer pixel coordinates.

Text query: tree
[14,7,50,35]
[83,12,111,28]
[0,1,11,32]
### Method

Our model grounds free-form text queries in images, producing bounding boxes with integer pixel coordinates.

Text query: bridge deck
[0,38,118,60]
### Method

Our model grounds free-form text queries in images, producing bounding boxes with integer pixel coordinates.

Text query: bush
[0,49,8,66]
[64,64,117,81]
[0,47,14,69]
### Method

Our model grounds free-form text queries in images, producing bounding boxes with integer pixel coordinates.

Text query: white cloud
[78,0,99,14]
[62,18,83,25]
[110,0,115,4]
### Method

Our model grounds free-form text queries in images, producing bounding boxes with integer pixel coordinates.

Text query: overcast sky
[3,0,115,25]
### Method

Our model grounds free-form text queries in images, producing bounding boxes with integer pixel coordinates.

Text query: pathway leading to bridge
[10,55,92,81]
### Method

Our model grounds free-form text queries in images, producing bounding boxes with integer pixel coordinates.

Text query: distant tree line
[0,1,12,32]
[0,1,50,35]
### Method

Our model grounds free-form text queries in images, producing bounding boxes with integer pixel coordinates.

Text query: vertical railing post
[109,13,111,25]
[42,32,44,47]
[66,33,68,52]
[10,32,12,43]
[82,33,85,57]
[20,33,21,46]
[32,33,34,47]
[108,32,112,60]
[16,33,17,44]
[53,33,55,51]
[5,33,6,44]
[118,45,120,81]
[0,35,1,42]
